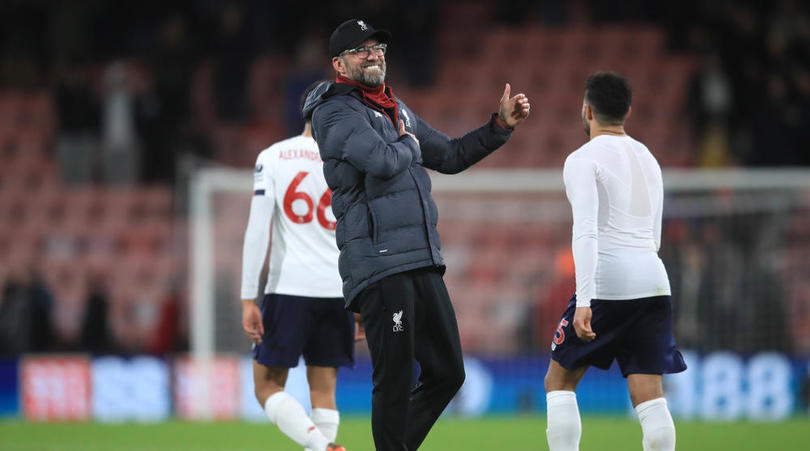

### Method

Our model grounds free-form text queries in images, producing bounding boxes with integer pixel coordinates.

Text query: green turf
[0,416,808,450]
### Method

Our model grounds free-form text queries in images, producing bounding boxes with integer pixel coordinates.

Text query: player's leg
[255,362,332,450]
[545,295,626,451]
[627,373,664,407]
[627,374,675,451]
[545,359,588,392]
[544,359,588,451]
[253,294,336,451]
[307,366,340,446]
[303,297,356,448]
[357,272,417,451]
[405,268,465,450]
[253,361,288,404]
[618,296,685,451]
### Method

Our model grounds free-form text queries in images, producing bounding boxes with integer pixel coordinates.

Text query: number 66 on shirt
[284,171,336,230]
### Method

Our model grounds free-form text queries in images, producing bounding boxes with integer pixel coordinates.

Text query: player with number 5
[545,72,687,451]
[239,80,356,451]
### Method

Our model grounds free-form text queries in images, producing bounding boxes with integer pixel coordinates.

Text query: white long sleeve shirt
[240,135,342,299]
[563,134,671,307]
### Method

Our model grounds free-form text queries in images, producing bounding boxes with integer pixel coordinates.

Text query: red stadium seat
[437,31,480,60]
[434,59,478,91]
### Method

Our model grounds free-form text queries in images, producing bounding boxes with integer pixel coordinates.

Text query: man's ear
[625,106,632,121]
[332,57,344,75]
[584,104,594,121]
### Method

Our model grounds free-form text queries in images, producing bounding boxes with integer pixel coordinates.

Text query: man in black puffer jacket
[303,19,530,450]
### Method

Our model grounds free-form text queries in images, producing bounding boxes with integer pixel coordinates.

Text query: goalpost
[188,167,810,419]
[188,168,252,420]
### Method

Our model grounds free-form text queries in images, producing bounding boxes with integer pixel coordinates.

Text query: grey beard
[362,71,385,87]
[349,63,386,88]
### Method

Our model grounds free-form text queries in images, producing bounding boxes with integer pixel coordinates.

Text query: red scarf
[336,74,398,126]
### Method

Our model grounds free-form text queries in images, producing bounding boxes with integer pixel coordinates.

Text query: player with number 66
[239,80,356,451]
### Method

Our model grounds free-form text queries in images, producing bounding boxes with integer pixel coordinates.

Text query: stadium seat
[17,91,55,134]
[481,28,532,65]
[596,25,663,62]
[141,186,173,219]
[435,59,477,91]
[240,121,286,161]
[0,92,22,126]
[437,30,480,60]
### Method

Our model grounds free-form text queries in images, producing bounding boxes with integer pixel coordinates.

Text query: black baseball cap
[329,19,391,58]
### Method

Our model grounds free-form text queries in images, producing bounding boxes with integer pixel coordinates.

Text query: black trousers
[356,267,466,451]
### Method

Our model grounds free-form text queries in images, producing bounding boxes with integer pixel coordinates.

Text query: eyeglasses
[341,43,387,59]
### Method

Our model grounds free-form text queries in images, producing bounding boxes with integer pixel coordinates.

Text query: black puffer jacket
[304,81,512,308]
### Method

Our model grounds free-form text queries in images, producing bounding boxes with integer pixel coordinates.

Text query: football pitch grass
[1,416,808,450]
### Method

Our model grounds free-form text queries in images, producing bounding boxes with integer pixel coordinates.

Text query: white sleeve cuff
[575,297,592,308]
[241,287,259,301]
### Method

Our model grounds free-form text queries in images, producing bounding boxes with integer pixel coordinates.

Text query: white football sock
[635,397,676,451]
[305,408,339,451]
[264,391,330,451]
[546,390,581,451]
[312,408,339,441]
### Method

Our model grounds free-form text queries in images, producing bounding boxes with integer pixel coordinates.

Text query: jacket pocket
[367,202,381,246]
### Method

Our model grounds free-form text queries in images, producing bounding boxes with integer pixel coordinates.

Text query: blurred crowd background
[0,0,809,358]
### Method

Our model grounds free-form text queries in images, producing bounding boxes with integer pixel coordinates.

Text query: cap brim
[346,29,391,51]
[367,29,391,44]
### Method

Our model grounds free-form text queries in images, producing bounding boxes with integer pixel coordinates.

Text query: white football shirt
[240,135,342,299]
[563,134,671,307]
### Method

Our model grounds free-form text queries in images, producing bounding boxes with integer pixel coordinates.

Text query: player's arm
[653,166,664,251]
[240,157,274,344]
[414,113,508,174]
[315,102,419,179]
[563,156,599,342]
[417,83,529,174]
